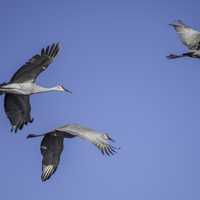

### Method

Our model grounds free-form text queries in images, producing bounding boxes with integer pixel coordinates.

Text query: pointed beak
[63,87,72,94]
[169,23,176,27]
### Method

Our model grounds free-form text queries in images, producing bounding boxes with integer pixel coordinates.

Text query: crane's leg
[167,52,193,59]
[26,133,46,139]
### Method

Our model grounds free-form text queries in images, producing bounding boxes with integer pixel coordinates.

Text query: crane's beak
[169,23,177,27]
[63,87,72,94]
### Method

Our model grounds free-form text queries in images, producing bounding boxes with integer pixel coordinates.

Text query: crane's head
[57,85,72,94]
[169,20,185,29]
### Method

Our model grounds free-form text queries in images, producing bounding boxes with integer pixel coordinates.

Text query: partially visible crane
[167,20,200,59]
[27,124,119,182]
[0,43,71,132]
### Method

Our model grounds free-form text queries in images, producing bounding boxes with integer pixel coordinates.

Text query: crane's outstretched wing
[56,124,119,156]
[4,94,33,132]
[40,133,64,182]
[10,43,60,83]
[170,20,200,50]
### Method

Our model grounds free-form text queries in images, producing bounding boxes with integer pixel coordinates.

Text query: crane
[167,20,200,59]
[27,124,119,182]
[0,43,71,132]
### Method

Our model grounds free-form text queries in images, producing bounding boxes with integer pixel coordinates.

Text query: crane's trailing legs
[167,53,189,59]
[167,51,197,59]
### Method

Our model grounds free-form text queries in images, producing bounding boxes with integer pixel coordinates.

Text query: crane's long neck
[34,85,61,93]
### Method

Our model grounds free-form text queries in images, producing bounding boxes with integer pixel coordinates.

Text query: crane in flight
[27,124,119,182]
[167,20,200,59]
[0,43,71,132]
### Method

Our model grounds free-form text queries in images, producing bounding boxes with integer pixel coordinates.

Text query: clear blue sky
[0,0,200,199]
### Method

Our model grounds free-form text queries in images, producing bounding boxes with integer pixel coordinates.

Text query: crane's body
[167,20,200,59]
[27,124,119,182]
[0,43,71,132]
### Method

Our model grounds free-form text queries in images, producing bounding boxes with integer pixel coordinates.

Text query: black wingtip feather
[45,46,50,54]
[51,43,60,57]
[41,48,45,55]
[49,43,56,56]
[102,144,120,156]
[10,118,34,133]
[42,43,60,58]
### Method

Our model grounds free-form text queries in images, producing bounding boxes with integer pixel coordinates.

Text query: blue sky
[0,0,200,199]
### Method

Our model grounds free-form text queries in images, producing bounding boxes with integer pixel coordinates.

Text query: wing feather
[10,43,60,83]
[56,124,118,156]
[4,94,33,132]
[40,133,64,182]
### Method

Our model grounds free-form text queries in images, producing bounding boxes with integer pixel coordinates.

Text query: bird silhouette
[0,43,71,132]
[27,124,119,182]
[167,20,200,59]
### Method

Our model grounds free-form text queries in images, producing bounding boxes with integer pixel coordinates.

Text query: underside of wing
[40,133,64,182]
[10,43,60,83]
[56,124,94,136]
[56,124,118,156]
[4,94,33,132]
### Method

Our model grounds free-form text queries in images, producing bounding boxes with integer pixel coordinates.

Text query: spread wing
[170,20,200,50]
[56,124,118,156]
[40,133,64,182]
[4,94,33,132]
[10,43,60,83]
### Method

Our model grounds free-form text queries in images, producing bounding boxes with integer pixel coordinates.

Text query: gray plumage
[11,43,60,83]
[0,43,71,132]
[167,20,200,59]
[27,124,119,182]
